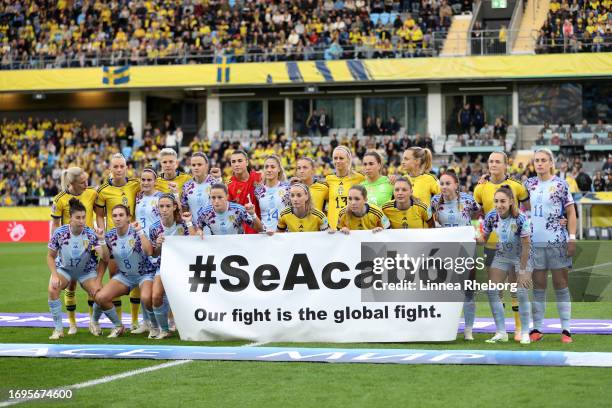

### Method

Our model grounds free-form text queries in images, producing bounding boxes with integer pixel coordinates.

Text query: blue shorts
[112,274,154,291]
[531,246,572,270]
[56,268,97,285]
[490,257,520,273]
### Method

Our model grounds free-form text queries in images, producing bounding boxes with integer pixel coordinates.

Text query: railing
[0,32,609,70]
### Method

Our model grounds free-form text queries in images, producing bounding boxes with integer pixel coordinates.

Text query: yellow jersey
[473,176,529,215]
[326,172,366,230]
[337,204,390,231]
[309,180,329,212]
[51,187,98,228]
[382,199,432,229]
[404,173,440,207]
[95,178,141,230]
[155,171,192,195]
[277,207,329,232]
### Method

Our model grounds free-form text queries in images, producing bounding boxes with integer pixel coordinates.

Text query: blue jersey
[181,175,219,223]
[524,176,574,248]
[135,191,162,237]
[48,225,99,275]
[254,181,291,231]
[149,220,190,269]
[483,210,530,260]
[431,192,480,227]
[196,202,254,235]
[105,227,156,276]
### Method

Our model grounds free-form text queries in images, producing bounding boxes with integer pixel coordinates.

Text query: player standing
[474,151,530,341]
[254,155,291,232]
[47,199,108,339]
[227,150,262,234]
[294,157,329,212]
[181,152,220,223]
[478,186,532,344]
[431,170,480,340]
[132,167,162,334]
[50,167,98,334]
[149,194,191,339]
[399,147,440,207]
[360,151,393,207]
[326,146,365,230]
[525,148,577,343]
[95,153,141,329]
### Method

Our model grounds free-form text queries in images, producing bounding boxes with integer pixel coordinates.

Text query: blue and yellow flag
[102,65,130,85]
[216,57,231,83]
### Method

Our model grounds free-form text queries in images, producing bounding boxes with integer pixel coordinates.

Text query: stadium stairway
[512,0,551,54]
[440,14,472,57]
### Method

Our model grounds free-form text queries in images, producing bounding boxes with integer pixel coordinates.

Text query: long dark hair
[496,185,519,218]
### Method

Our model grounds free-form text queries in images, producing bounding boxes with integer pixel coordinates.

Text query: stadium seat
[252,129,262,138]
[379,13,390,25]
[599,228,610,240]
[434,141,445,153]
[447,134,458,142]
[370,13,380,25]
[587,227,599,240]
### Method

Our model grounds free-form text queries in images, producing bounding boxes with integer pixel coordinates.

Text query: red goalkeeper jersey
[228,170,261,234]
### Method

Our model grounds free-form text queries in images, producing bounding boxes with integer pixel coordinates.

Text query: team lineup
[47,145,576,344]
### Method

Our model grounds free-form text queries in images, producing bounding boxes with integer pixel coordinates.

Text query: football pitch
[0,243,611,407]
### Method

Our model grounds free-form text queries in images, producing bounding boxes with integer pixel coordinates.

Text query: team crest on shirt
[549,185,556,194]
[177,227,185,235]
[122,196,128,206]
[229,215,236,223]
[128,238,135,248]
[510,224,517,233]
[83,239,89,249]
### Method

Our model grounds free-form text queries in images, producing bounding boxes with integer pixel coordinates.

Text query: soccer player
[227,150,262,234]
[399,147,440,206]
[149,194,191,339]
[254,155,291,232]
[326,146,365,230]
[382,177,434,229]
[277,183,329,233]
[337,185,390,233]
[155,148,192,196]
[135,168,162,235]
[47,199,108,339]
[474,151,530,340]
[525,148,577,343]
[51,167,98,334]
[188,183,263,235]
[95,153,141,329]
[91,205,155,338]
[360,151,393,207]
[294,157,329,212]
[133,167,162,334]
[431,170,480,340]
[478,186,532,344]
[181,152,220,223]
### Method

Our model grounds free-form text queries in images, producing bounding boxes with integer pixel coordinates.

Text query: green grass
[0,243,611,407]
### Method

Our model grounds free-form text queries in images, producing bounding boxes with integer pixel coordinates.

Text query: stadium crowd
[1,116,612,206]
[0,0,473,69]
[535,0,612,54]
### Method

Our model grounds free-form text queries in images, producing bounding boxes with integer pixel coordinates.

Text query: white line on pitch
[243,341,268,347]
[572,261,612,273]
[0,359,192,407]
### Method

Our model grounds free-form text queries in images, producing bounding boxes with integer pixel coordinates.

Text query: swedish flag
[216,57,231,83]
[102,65,130,85]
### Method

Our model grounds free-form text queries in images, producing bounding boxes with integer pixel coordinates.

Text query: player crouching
[47,199,109,340]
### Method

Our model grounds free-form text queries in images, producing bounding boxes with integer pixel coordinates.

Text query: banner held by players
[161,227,476,343]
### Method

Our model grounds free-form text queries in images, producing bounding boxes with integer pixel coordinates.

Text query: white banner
[161,227,475,343]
